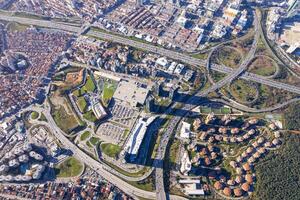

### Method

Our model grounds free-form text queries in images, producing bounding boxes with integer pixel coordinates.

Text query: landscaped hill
[253,133,300,200]
[284,103,300,130]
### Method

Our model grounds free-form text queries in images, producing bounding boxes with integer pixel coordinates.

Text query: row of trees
[253,133,300,200]
[284,103,300,130]
[253,103,300,200]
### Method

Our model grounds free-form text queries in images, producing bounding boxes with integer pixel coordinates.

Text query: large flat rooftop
[281,22,300,46]
[113,80,149,107]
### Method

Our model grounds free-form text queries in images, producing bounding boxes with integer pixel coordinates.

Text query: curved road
[1,10,299,200]
[28,106,187,200]
[0,13,300,94]
[210,97,300,113]
[154,10,260,200]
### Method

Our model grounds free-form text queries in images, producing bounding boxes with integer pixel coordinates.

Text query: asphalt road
[85,30,300,94]
[26,106,187,200]
[1,11,299,200]
[22,104,155,198]
[0,13,299,95]
[154,12,260,200]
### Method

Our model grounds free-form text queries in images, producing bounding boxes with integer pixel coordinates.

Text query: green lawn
[189,150,197,160]
[73,89,83,97]
[77,96,88,113]
[170,140,180,164]
[38,113,48,122]
[86,141,93,148]
[7,22,29,32]
[83,110,98,123]
[84,76,96,92]
[55,157,83,177]
[101,143,121,158]
[102,81,118,101]
[200,106,231,114]
[122,129,130,139]
[89,137,100,146]
[252,66,276,76]
[211,71,227,82]
[221,107,231,114]
[80,131,91,141]
[254,83,298,109]
[103,159,151,177]
[217,47,242,69]
[77,76,96,95]
[249,57,277,77]
[31,111,39,120]
[221,159,235,177]
[128,180,154,192]
[200,107,212,113]
[191,53,209,60]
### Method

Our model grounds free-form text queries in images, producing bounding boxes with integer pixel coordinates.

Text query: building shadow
[125,157,180,170]
[151,94,214,117]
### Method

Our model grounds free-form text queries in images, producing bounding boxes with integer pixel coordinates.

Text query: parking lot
[109,101,139,128]
[96,122,126,145]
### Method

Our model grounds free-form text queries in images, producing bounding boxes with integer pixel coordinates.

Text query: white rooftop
[180,151,191,175]
[181,180,205,196]
[179,179,201,184]
[180,121,191,139]
[124,116,157,158]
[113,80,149,107]
[156,57,169,67]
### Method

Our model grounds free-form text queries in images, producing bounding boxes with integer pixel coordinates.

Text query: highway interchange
[0,12,300,95]
[154,10,262,200]
[1,10,300,200]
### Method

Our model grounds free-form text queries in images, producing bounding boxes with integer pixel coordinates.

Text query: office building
[124,116,157,162]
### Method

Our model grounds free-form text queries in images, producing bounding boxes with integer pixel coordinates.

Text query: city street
[0,9,299,200]
[0,13,299,95]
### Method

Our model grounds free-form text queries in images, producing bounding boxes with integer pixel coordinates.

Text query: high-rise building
[154,82,163,96]
[169,86,178,101]
[146,96,154,112]
[124,116,157,162]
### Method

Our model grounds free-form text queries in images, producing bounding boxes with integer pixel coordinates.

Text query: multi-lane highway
[0,13,300,95]
[28,106,187,200]
[1,11,300,200]
[154,11,260,200]
[86,29,300,95]
[213,96,300,113]
[41,109,152,199]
